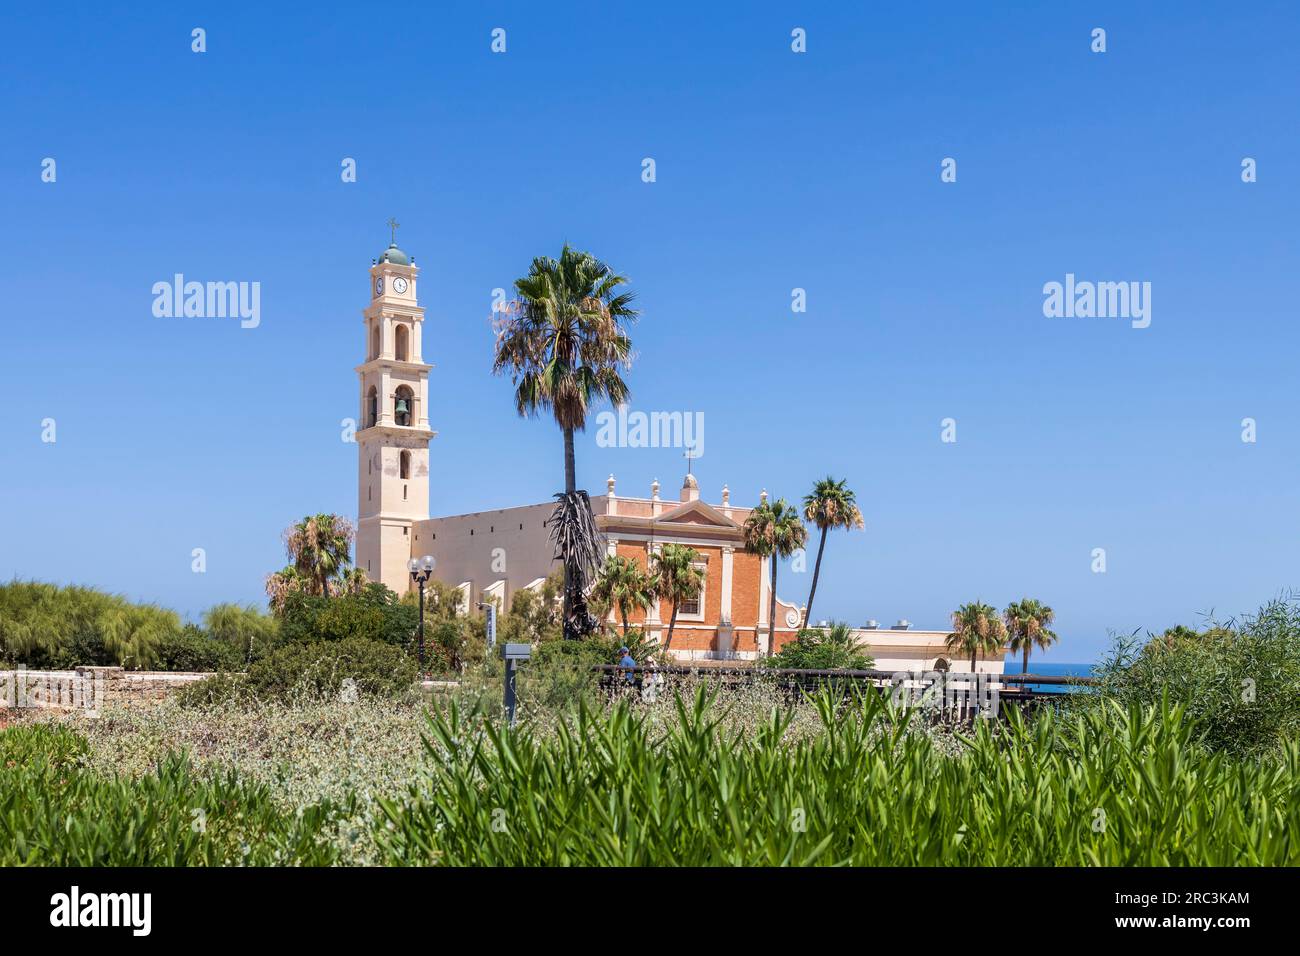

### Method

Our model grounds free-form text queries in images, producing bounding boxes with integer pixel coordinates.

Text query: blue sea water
[1002,659,1097,694]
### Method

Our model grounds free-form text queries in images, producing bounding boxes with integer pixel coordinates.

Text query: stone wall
[0,666,215,715]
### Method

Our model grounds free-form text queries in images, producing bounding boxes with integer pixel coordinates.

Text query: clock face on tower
[373,277,384,296]
[392,276,408,295]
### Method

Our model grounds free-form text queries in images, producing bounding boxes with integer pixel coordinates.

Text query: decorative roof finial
[387,217,400,245]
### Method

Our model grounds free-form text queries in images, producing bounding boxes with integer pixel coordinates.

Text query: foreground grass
[3,688,1297,866]
[379,691,1300,865]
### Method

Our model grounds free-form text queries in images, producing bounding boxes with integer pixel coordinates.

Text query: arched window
[394,324,409,362]
[399,450,411,479]
[394,385,414,426]
[370,324,381,360]
[933,657,950,673]
[366,386,378,428]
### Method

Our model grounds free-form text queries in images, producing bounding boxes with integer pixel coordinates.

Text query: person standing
[618,646,637,686]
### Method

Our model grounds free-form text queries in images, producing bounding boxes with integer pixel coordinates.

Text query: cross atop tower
[386,217,400,244]
[683,445,699,477]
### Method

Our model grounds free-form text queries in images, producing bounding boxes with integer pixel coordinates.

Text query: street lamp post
[407,554,436,675]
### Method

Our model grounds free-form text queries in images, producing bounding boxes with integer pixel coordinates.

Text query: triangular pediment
[655,499,738,529]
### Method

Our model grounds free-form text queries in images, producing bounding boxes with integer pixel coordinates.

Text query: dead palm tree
[1003,598,1057,675]
[946,601,1008,673]
[743,498,807,654]
[801,476,864,627]
[493,245,639,639]
[651,543,705,652]
[591,554,655,636]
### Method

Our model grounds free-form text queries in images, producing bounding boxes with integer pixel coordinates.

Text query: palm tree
[591,554,655,636]
[265,514,359,613]
[743,498,807,654]
[946,601,1008,673]
[492,245,639,639]
[284,514,356,596]
[1003,598,1057,675]
[651,543,705,652]
[801,476,864,627]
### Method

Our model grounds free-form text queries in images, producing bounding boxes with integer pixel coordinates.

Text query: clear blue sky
[3,2,1297,663]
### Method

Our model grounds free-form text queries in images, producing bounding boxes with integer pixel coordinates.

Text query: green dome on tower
[379,242,410,266]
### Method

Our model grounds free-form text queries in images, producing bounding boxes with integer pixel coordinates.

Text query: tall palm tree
[651,543,705,652]
[493,244,639,639]
[801,476,864,627]
[743,498,807,654]
[1003,598,1057,675]
[591,554,655,636]
[946,601,1008,673]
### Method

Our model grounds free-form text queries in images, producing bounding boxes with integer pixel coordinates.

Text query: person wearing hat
[641,653,664,703]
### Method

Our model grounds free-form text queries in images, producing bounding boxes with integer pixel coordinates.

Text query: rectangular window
[678,560,707,620]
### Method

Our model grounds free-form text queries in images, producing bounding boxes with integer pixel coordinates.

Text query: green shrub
[154,625,243,672]
[0,723,88,773]
[201,603,279,664]
[1093,596,1300,756]
[376,689,1300,866]
[496,571,563,646]
[0,580,181,669]
[176,671,249,707]
[278,584,417,648]
[765,622,874,670]
[180,637,417,706]
[0,733,346,865]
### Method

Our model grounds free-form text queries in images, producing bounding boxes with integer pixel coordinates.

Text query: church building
[353,236,1003,671]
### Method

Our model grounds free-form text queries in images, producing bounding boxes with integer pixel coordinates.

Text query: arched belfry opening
[366,386,378,428]
[370,324,381,360]
[394,385,414,426]
[394,324,409,362]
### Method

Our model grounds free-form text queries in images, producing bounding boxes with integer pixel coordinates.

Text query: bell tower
[355,221,434,593]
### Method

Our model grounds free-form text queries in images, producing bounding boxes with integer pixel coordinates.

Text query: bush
[377,689,1300,866]
[0,723,88,773]
[180,637,418,706]
[202,603,279,664]
[496,571,563,646]
[765,622,874,670]
[154,625,243,672]
[278,584,417,648]
[0,725,346,865]
[1093,596,1300,757]
[0,580,181,669]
